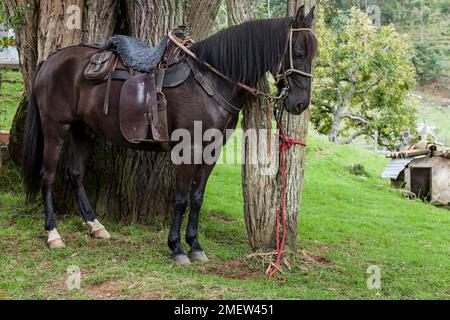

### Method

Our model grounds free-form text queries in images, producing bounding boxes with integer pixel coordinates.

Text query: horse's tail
[23,62,45,200]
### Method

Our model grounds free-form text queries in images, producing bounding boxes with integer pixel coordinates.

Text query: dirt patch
[416,78,450,100]
[83,279,126,299]
[203,259,260,280]
[298,250,331,272]
[134,292,165,300]
[46,273,127,300]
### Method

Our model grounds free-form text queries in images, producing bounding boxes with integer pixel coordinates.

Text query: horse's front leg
[168,165,194,265]
[186,164,215,263]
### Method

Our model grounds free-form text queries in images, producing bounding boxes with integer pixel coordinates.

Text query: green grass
[1,135,449,300]
[0,70,449,300]
[402,18,450,81]
[409,91,450,145]
[0,70,23,131]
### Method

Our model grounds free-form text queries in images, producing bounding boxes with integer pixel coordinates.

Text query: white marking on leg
[47,228,62,243]
[87,219,111,239]
[47,228,65,249]
[87,219,105,232]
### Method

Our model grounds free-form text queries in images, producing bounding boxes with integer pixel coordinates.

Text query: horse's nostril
[297,103,304,110]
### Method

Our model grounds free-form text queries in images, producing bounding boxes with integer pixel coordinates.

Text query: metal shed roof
[381,158,415,179]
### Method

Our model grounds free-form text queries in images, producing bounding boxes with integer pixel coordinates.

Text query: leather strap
[185,58,241,115]
[103,56,119,115]
[156,67,165,93]
[146,73,158,125]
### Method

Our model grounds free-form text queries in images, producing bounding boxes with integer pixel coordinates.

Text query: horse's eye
[295,51,305,58]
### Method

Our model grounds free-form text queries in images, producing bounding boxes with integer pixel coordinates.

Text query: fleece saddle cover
[102,35,167,73]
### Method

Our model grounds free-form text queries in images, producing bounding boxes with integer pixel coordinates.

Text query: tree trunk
[242,82,278,250]
[238,0,316,251]
[186,0,222,40]
[227,0,278,250]
[286,0,299,17]
[3,0,40,163]
[275,0,317,251]
[5,0,220,224]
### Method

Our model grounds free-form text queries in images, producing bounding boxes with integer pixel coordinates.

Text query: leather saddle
[84,29,192,147]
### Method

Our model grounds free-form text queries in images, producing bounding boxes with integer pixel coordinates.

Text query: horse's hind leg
[68,123,110,239]
[41,121,70,249]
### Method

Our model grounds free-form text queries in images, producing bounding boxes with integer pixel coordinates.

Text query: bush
[412,41,444,84]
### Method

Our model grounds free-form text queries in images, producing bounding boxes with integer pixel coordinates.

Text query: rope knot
[279,132,307,152]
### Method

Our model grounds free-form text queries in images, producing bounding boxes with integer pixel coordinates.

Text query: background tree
[412,40,444,85]
[311,7,417,150]
[2,0,221,224]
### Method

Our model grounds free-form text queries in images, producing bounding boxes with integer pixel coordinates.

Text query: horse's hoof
[189,250,209,263]
[172,254,191,266]
[87,219,111,239]
[91,228,111,240]
[48,239,66,249]
[47,229,65,249]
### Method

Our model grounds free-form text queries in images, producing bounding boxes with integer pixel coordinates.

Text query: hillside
[1,133,448,299]
[409,89,450,145]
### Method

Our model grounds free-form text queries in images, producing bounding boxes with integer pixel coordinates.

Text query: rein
[168,27,314,101]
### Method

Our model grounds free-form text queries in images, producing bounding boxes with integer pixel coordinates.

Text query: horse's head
[275,5,318,115]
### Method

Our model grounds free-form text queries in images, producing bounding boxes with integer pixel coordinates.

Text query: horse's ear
[293,5,306,27]
[303,6,316,28]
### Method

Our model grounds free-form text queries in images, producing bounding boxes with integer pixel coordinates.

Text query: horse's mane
[191,17,294,86]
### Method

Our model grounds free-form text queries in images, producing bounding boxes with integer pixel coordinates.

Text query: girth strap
[185,58,241,115]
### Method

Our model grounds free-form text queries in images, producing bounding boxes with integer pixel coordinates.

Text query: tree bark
[276,0,317,250]
[227,0,278,250]
[5,0,220,224]
[3,0,40,163]
[226,0,253,26]
[186,0,222,40]
[237,0,317,251]
[286,0,299,17]
[242,82,278,250]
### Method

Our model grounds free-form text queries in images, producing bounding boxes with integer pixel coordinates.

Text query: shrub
[412,40,444,84]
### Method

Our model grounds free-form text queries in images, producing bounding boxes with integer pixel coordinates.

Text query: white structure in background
[418,121,438,143]
[0,24,19,66]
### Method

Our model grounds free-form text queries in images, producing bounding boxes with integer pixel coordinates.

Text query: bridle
[167,27,314,102]
[274,27,314,100]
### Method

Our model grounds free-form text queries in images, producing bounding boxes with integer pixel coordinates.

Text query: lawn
[0,71,449,300]
[0,70,23,131]
[410,90,450,145]
[0,134,448,300]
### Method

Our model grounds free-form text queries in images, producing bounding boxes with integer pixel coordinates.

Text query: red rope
[268,121,307,280]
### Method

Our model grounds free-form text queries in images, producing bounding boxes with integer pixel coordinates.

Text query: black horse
[22,6,317,264]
